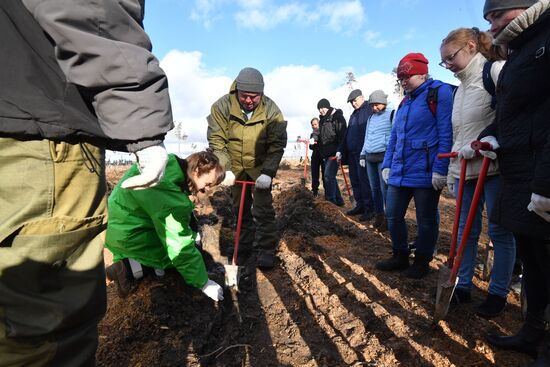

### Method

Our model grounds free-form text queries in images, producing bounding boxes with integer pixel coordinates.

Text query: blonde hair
[441,27,505,61]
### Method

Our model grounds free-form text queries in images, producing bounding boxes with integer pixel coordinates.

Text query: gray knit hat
[483,0,536,19]
[235,67,264,93]
[368,90,388,105]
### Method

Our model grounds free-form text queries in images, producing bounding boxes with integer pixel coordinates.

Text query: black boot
[346,206,364,215]
[476,293,507,319]
[402,253,431,279]
[486,313,546,358]
[376,250,410,271]
[529,333,550,367]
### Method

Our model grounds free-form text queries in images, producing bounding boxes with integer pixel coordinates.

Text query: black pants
[515,234,550,319]
[310,150,324,194]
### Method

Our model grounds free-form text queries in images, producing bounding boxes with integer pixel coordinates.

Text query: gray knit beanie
[235,67,264,93]
[368,90,388,105]
[483,0,536,19]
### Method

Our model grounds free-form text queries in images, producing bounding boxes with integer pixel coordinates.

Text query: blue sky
[112,0,491,160]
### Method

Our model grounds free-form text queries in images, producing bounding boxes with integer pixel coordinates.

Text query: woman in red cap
[376,52,454,279]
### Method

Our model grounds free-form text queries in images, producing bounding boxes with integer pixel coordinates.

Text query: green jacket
[207,81,287,179]
[105,154,208,289]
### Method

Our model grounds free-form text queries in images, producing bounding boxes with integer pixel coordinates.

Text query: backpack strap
[426,86,440,117]
[482,60,497,109]
[390,109,395,123]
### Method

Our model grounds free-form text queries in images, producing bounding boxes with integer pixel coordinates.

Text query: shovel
[434,141,494,322]
[224,180,255,288]
[329,156,356,206]
[297,138,310,186]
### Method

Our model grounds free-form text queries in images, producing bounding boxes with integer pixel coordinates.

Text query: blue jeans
[386,185,441,257]
[453,175,516,297]
[366,161,387,214]
[348,151,373,211]
[323,158,343,205]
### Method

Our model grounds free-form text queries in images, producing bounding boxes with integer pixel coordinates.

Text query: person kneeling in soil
[105,150,225,302]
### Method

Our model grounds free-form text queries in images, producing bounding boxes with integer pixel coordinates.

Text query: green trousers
[232,173,279,253]
[0,138,107,367]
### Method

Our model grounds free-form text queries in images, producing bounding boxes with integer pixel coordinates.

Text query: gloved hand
[255,174,272,189]
[447,177,456,197]
[201,279,224,301]
[309,138,316,145]
[359,156,366,168]
[335,152,342,161]
[527,193,550,222]
[478,136,499,160]
[121,143,168,190]
[458,143,476,160]
[432,172,446,190]
[382,168,390,184]
[220,171,236,186]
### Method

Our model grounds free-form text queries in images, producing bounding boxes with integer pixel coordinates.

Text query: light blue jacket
[382,79,453,188]
[360,108,394,155]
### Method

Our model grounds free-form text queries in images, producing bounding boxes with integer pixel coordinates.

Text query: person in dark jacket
[478,1,550,365]
[309,117,325,197]
[0,1,173,365]
[317,98,347,206]
[337,89,375,221]
[375,52,453,279]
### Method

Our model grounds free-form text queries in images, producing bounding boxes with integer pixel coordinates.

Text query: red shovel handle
[233,180,255,266]
[471,140,493,151]
[437,152,458,159]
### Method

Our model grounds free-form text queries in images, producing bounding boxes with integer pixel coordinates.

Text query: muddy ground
[97,162,529,367]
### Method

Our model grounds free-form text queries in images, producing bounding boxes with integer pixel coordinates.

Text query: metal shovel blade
[433,265,458,322]
[224,264,241,288]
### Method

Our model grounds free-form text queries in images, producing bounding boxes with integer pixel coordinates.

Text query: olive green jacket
[207,81,287,179]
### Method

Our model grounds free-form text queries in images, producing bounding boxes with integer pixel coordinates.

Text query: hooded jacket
[449,52,503,181]
[207,81,287,179]
[479,1,550,237]
[319,107,347,159]
[0,0,173,152]
[382,79,453,188]
[105,154,208,289]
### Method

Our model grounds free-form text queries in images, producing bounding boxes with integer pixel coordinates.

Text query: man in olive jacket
[207,67,287,269]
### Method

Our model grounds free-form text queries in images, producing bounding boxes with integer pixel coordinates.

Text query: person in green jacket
[105,150,225,301]
[207,67,288,269]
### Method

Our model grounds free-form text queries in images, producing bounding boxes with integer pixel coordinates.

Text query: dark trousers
[516,234,550,319]
[310,150,324,194]
[347,151,373,211]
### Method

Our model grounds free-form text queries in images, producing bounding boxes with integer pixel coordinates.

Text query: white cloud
[190,0,227,28]
[159,49,399,158]
[213,0,365,33]
[363,30,389,48]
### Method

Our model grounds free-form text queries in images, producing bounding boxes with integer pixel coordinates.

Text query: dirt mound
[98,166,529,367]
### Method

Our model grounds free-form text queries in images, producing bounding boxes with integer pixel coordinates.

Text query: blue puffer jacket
[382,79,453,188]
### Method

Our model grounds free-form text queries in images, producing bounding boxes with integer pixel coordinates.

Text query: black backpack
[482,60,497,109]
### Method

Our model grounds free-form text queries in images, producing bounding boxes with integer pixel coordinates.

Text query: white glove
[335,152,342,161]
[201,279,224,301]
[382,168,390,184]
[479,136,499,160]
[527,193,550,222]
[359,159,366,167]
[457,143,476,160]
[432,172,447,190]
[309,138,316,145]
[121,143,168,190]
[255,174,272,189]
[221,171,236,186]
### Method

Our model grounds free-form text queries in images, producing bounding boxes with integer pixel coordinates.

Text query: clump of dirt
[98,165,530,367]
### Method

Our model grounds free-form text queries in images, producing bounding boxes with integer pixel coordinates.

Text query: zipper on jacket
[423,141,430,172]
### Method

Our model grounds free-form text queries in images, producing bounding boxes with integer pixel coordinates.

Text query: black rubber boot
[476,293,507,319]
[486,313,546,358]
[346,206,364,215]
[450,288,472,305]
[376,250,410,271]
[402,253,431,279]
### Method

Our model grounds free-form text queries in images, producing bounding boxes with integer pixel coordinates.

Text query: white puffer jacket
[448,52,504,181]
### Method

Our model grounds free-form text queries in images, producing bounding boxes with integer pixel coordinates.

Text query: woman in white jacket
[440,27,515,318]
